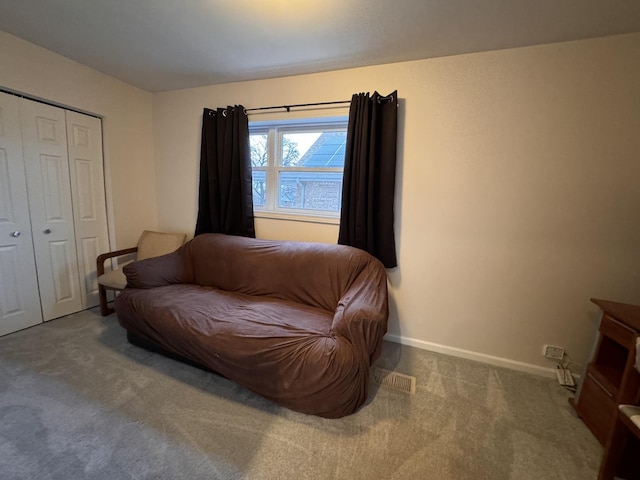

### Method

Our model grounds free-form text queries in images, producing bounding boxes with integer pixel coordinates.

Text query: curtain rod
[245,94,395,114]
[245,100,351,114]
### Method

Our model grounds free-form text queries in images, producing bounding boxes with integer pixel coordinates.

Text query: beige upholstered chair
[598,337,640,479]
[97,230,186,316]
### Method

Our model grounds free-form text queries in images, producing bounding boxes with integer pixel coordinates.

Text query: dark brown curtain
[338,91,398,268]
[195,106,255,238]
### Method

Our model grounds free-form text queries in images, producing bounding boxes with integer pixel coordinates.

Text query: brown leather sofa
[114,233,389,418]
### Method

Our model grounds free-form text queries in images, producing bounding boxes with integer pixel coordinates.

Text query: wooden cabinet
[570,299,640,445]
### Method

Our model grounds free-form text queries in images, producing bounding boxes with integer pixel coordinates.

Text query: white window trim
[253,210,340,225]
[250,116,348,222]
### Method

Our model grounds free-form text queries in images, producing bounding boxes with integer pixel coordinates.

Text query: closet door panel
[20,99,82,321]
[0,93,43,335]
[66,111,109,308]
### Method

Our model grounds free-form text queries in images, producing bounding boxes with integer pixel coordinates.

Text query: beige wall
[153,33,640,373]
[0,31,157,249]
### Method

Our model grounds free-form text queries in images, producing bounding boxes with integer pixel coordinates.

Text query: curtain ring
[376,93,395,104]
[222,109,227,117]
[208,110,215,117]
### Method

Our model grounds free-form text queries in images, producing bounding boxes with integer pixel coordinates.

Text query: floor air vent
[371,367,416,394]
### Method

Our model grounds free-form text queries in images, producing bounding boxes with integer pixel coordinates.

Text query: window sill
[254,210,340,225]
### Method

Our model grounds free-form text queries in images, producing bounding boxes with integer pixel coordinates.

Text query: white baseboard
[384,333,557,379]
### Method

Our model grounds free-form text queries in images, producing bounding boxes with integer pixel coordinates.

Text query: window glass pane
[250,133,268,167]
[250,119,347,216]
[281,131,346,168]
[252,170,266,207]
[278,171,343,212]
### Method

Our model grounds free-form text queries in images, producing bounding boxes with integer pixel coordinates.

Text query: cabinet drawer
[600,315,636,349]
[576,371,617,445]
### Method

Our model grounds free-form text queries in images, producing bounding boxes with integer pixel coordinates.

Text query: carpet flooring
[0,309,601,479]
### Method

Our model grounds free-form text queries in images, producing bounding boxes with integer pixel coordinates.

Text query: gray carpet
[0,309,601,479]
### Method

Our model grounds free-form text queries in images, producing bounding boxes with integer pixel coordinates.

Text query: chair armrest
[97,247,138,276]
[331,260,389,365]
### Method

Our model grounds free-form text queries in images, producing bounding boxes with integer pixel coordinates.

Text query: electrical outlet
[543,344,565,360]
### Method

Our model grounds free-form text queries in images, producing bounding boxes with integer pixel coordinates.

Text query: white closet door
[20,98,83,321]
[66,111,109,309]
[0,93,43,335]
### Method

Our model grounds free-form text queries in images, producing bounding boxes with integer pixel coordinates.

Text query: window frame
[249,116,348,224]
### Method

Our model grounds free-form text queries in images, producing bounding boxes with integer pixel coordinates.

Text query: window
[249,117,347,220]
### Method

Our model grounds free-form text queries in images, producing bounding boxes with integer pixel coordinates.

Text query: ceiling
[1,0,640,92]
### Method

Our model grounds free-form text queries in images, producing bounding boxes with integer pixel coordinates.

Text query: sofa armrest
[123,246,193,289]
[331,261,389,365]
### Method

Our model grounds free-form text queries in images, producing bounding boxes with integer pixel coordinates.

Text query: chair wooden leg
[98,284,114,316]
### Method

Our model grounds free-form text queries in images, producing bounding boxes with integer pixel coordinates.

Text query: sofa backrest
[186,234,378,312]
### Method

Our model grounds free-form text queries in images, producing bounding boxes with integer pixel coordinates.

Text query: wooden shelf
[591,298,640,332]
[571,299,640,446]
[589,364,621,397]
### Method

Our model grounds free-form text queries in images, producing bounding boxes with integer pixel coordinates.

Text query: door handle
[10,231,21,237]
[43,229,51,234]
